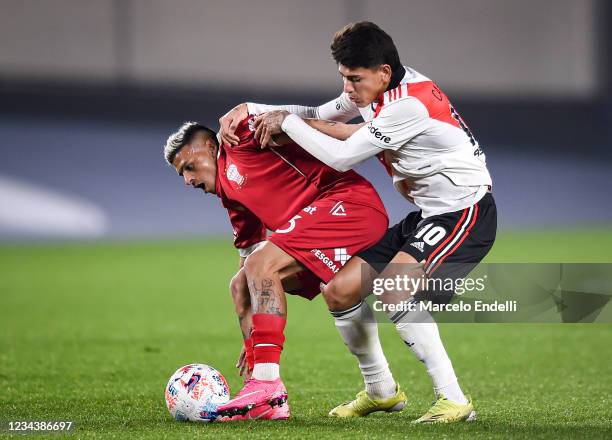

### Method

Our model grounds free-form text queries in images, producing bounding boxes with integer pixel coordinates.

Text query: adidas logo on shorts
[410,241,425,252]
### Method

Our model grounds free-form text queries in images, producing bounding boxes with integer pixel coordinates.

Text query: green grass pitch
[1,229,611,439]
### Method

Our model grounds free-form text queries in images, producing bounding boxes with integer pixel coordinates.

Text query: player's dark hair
[330,21,401,71]
[164,122,218,165]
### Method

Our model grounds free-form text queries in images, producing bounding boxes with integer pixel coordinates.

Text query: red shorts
[268,198,388,300]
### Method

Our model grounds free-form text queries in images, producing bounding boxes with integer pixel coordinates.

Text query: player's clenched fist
[254,110,290,147]
[219,103,248,146]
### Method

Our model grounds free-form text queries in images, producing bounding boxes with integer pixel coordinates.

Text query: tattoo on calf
[249,278,285,317]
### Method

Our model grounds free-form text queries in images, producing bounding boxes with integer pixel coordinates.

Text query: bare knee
[323,278,359,311]
[243,242,303,282]
[243,250,274,280]
[322,259,366,311]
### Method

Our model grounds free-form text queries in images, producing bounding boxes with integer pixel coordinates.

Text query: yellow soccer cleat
[412,394,476,424]
[328,384,407,418]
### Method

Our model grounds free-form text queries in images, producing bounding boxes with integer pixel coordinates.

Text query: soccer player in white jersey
[220,21,496,423]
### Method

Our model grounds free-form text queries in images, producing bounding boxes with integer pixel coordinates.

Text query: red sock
[244,337,254,371]
[251,314,286,364]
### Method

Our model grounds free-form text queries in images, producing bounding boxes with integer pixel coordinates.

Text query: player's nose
[342,78,354,94]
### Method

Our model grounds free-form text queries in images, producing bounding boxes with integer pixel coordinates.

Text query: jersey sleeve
[281,114,382,172]
[247,92,360,123]
[315,92,361,121]
[225,201,267,253]
[359,97,429,150]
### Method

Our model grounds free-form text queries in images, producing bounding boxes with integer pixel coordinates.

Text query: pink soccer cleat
[217,402,290,421]
[244,400,290,420]
[217,378,288,419]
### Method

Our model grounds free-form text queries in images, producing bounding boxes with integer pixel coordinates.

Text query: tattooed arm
[302,118,366,141]
[265,120,363,147]
[254,111,365,146]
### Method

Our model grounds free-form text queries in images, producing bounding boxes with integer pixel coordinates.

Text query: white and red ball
[164,364,230,422]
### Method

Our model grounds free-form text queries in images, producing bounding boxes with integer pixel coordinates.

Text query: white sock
[251,362,280,381]
[389,302,468,404]
[332,301,397,399]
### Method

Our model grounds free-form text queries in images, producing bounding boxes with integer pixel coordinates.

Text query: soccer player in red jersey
[164,116,393,420]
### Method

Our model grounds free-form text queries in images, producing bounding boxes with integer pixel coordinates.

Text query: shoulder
[377,90,428,123]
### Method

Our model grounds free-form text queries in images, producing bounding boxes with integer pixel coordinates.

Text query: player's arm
[268,119,364,146]
[225,204,267,378]
[246,92,360,121]
[232,255,252,378]
[225,202,266,332]
[303,119,366,141]
[281,118,382,171]
[232,256,249,330]
[219,93,360,146]
[267,98,428,172]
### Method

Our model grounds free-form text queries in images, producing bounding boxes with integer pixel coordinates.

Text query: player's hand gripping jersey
[216,116,388,289]
[250,67,492,218]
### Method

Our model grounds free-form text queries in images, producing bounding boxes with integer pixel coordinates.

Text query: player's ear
[379,64,392,81]
[205,137,218,155]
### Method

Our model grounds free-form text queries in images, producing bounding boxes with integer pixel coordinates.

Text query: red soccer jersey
[215,116,387,250]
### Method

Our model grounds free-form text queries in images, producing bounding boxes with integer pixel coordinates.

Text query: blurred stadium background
[1,0,611,241]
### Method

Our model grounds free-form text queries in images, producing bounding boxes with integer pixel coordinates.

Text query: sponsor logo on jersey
[226,163,246,187]
[334,248,351,266]
[303,206,317,215]
[311,249,340,274]
[367,122,391,144]
[410,241,425,252]
[330,201,347,216]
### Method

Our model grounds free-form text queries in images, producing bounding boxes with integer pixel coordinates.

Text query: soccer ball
[164,364,230,422]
